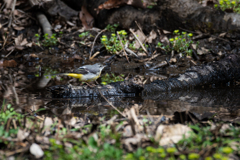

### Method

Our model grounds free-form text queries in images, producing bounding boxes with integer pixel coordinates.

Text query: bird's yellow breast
[84,75,100,82]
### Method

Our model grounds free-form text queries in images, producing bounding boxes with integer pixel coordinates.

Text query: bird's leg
[82,81,96,88]
[95,80,99,84]
[86,82,96,88]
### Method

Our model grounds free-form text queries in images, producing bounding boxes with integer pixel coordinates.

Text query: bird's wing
[73,68,90,74]
[76,65,99,74]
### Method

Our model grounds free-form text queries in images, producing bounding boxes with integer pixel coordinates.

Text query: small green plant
[35,33,41,46]
[101,30,128,54]
[35,33,58,47]
[0,103,22,125]
[214,0,240,13]
[0,103,22,141]
[156,42,163,48]
[106,24,119,33]
[128,42,136,50]
[59,31,63,37]
[45,124,123,160]
[101,73,124,85]
[147,5,154,8]
[160,30,198,56]
[145,2,157,9]
[42,33,58,47]
[125,146,179,160]
[79,31,90,38]
[188,153,200,159]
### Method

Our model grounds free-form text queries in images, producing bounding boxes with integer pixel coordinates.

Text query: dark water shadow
[141,87,240,122]
[32,87,240,122]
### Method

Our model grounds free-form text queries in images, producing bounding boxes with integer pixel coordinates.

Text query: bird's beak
[102,65,107,69]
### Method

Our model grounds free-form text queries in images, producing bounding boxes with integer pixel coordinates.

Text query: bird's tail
[44,73,68,77]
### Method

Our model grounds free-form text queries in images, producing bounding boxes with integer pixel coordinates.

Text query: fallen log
[142,54,240,96]
[47,54,240,98]
[46,78,144,98]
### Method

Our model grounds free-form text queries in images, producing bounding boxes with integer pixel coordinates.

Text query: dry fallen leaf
[197,47,209,55]
[98,0,127,10]
[123,125,133,137]
[15,34,28,46]
[36,136,50,144]
[123,134,149,151]
[219,32,227,38]
[133,29,146,49]
[64,117,77,126]
[79,6,94,29]
[155,124,192,146]
[17,129,30,141]
[98,0,144,11]
[0,59,17,68]
[146,30,157,43]
[42,117,53,136]
[44,117,53,127]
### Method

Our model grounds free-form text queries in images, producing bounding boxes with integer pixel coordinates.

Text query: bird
[46,63,106,86]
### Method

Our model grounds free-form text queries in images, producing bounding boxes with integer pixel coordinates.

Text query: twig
[6,118,11,132]
[8,0,16,28]
[57,39,75,49]
[135,21,145,36]
[5,48,14,57]
[16,9,36,21]
[12,84,19,105]
[137,53,160,62]
[98,90,125,117]
[146,109,154,123]
[134,21,150,55]
[129,28,148,54]
[125,47,138,57]
[149,61,168,70]
[179,27,199,34]
[154,114,164,126]
[89,51,100,60]
[9,74,19,105]
[0,1,6,11]
[117,33,129,63]
[89,29,106,59]
[12,119,17,129]
[130,107,140,126]
[125,42,138,57]
[0,35,8,51]
[36,12,52,36]
[5,147,29,157]
[103,54,116,64]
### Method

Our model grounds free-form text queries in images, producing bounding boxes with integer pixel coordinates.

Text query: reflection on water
[141,88,240,122]
[43,96,143,117]
[25,88,240,122]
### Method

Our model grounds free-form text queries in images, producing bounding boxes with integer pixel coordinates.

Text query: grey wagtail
[46,63,106,83]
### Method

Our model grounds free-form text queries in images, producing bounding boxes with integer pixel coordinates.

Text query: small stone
[30,143,44,158]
